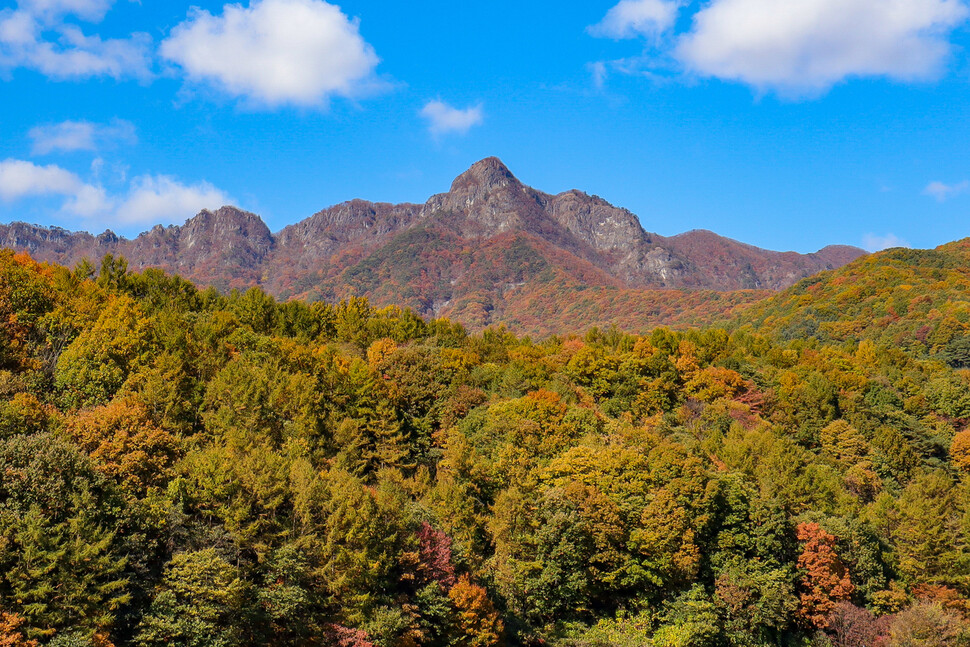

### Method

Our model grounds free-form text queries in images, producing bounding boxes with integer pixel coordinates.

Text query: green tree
[0,434,129,640]
[135,550,251,647]
[55,296,154,409]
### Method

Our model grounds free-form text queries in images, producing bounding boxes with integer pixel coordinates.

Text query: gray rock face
[422,157,548,237]
[175,207,274,266]
[274,200,421,263]
[546,189,684,285]
[0,158,866,297]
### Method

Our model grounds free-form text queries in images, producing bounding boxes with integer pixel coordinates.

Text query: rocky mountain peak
[186,206,270,234]
[97,230,119,244]
[449,157,521,194]
[425,158,547,238]
[0,159,868,321]
[157,205,276,279]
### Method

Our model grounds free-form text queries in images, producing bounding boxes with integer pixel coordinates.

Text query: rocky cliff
[0,158,867,328]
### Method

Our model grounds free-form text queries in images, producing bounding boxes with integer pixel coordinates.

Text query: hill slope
[733,240,970,357]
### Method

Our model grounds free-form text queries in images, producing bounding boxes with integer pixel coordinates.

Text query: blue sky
[1,0,969,253]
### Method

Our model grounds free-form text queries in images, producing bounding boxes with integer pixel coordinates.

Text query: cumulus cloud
[589,0,683,40]
[0,158,84,201]
[63,182,112,217]
[420,100,484,137]
[116,175,230,225]
[161,0,381,107]
[0,158,231,227]
[29,119,136,155]
[0,3,152,80]
[591,0,970,95]
[862,233,911,252]
[924,179,970,202]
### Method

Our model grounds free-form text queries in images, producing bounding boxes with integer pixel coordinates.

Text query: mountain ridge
[0,157,866,328]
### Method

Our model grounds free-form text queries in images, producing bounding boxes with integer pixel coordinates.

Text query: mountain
[0,207,274,292]
[0,158,866,331]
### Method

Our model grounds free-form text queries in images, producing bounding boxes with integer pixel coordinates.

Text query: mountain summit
[0,158,865,330]
[449,156,522,193]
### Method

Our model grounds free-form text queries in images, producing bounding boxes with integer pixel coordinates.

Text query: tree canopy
[0,249,968,646]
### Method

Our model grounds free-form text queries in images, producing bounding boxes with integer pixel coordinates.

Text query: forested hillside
[0,249,968,647]
[735,240,970,359]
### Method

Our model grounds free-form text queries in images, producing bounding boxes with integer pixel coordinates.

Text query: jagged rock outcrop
[0,158,867,326]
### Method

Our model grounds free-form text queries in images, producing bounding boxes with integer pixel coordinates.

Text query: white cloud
[862,233,911,252]
[591,0,970,95]
[589,0,683,40]
[63,182,113,217]
[161,0,380,107]
[924,179,970,202]
[0,9,38,47]
[420,100,484,137]
[0,6,152,80]
[0,158,231,227]
[116,175,230,225]
[677,0,968,94]
[0,158,83,201]
[18,0,114,22]
[29,119,136,155]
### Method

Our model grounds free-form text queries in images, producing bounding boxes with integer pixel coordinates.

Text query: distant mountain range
[0,158,866,332]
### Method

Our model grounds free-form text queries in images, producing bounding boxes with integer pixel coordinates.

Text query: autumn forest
[1,242,969,647]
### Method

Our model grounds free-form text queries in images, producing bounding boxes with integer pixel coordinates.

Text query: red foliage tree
[417,522,457,588]
[325,625,375,647]
[796,522,855,629]
[827,602,891,647]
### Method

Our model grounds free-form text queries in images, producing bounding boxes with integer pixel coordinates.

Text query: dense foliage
[735,241,970,358]
[0,249,969,646]
[274,227,767,335]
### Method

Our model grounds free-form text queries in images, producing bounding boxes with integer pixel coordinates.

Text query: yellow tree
[66,399,180,495]
[448,576,503,647]
[951,430,970,474]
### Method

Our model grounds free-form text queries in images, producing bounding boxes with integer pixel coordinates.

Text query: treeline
[0,250,968,646]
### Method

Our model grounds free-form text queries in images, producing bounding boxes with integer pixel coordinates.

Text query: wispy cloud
[0,157,231,227]
[161,0,382,108]
[862,233,910,252]
[29,119,136,155]
[420,100,484,137]
[18,0,114,22]
[588,0,683,40]
[924,180,970,202]
[0,2,152,81]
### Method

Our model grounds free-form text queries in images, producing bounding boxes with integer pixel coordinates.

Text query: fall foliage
[0,248,968,646]
[796,522,855,629]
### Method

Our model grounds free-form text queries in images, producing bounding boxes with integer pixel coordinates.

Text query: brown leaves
[796,522,855,629]
[447,575,504,647]
[66,399,181,494]
[0,613,39,647]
